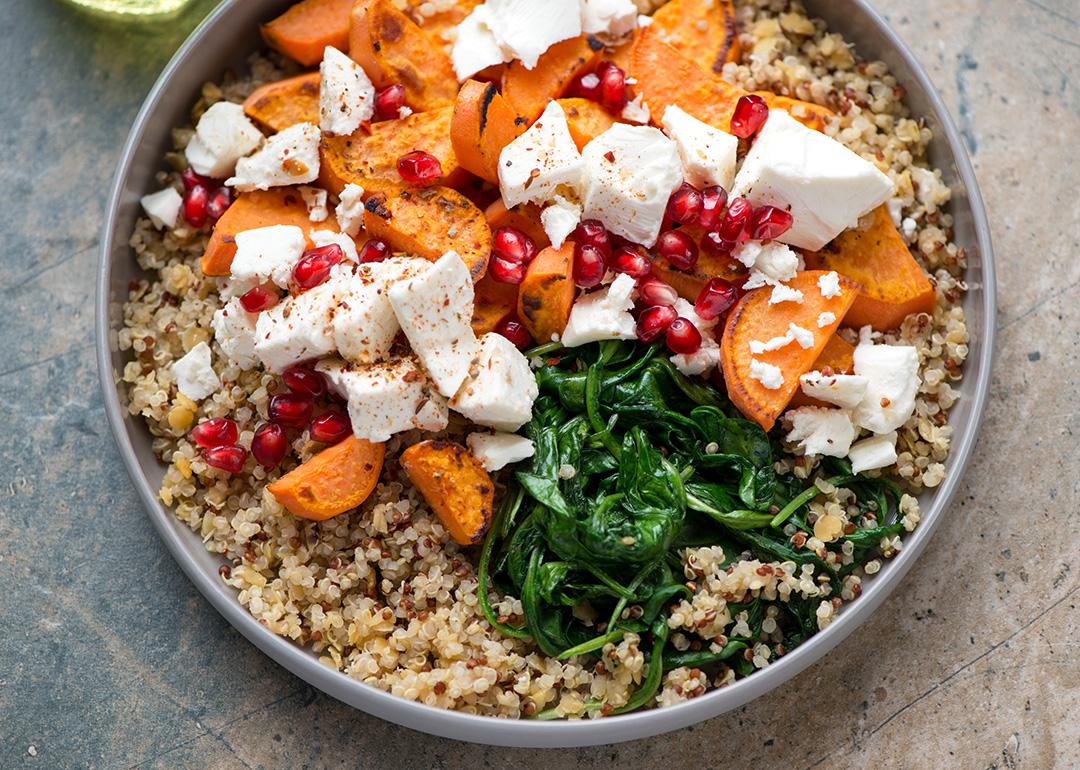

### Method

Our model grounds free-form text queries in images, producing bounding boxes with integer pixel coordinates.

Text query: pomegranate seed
[190,418,239,449]
[611,245,651,278]
[637,276,678,306]
[718,196,753,242]
[666,183,703,225]
[729,94,769,139]
[489,256,526,284]
[495,317,533,350]
[238,285,278,313]
[596,61,628,112]
[183,185,210,228]
[573,243,608,288]
[375,84,407,120]
[701,230,735,255]
[492,226,537,264]
[203,445,247,474]
[694,277,740,321]
[268,393,314,429]
[397,150,442,185]
[359,239,390,263]
[283,365,327,399]
[749,205,794,240]
[665,317,703,355]
[699,186,728,230]
[572,219,611,257]
[252,423,288,468]
[573,71,601,101]
[637,304,678,343]
[309,410,351,444]
[181,167,216,191]
[206,186,232,220]
[293,244,344,289]
[657,230,698,271]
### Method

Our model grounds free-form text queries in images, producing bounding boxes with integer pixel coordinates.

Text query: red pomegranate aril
[374,84,407,120]
[203,445,247,474]
[397,150,442,185]
[611,245,651,278]
[293,244,344,289]
[666,183,703,225]
[269,393,314,429]
[489,256,527,284]
[309,410,351,444]
[206,186,232,220]
[283,365,327,399]
[573,243,608,288]
[183,184,210,228]
[181,167,216,191]
[698,186,728,230]
[573,71,601,101]
[657,230,699,271]
[492,226,537,264]
[238,285,278,313]
[572,219,611,257]
[666,317,703,355]
[637,304,678,343]
[749,205,794,240]
[596,61,628,112]
[190,417,239,449]
[637,275,678,306]
[729,94,769,139]
[718,196,753,242]
[701,230,735,256]
[495,317,533,350]
[251,423,288,468]
[359,239,390,263]
[694,277,740,321]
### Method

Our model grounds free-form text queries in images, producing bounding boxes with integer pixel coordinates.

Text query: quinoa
[119,0,969,716]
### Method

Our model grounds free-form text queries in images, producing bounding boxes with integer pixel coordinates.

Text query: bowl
[96,0,996,748]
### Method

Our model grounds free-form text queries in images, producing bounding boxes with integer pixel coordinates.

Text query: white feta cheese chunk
[769,284,804,304]
[332,258,428,364]
[541,194,582,249]
[661,105,739,190]
[731,109,895,251]
[848,431,898,474]
[799,371,869,409]
[311,229,358,264]
[581,0,638,37]
[451,5,513,81]
[621,94,650,124]
[140,187,183,230]
[253,278,341,372]
[733,240,800,284]
[748,322,812,355]
[561,273,637,347]
[398,106,413,119]
[211,298,259,370]
[172,341,220,401]
[749,359,783,390]
[580,124,682,247]
[786,406,856,458]
[319,46,375,136]
[817,311,836,328]
[484,0,582,70]
[498,100,584,208]
[467,432,536,471]
[230,225,307,290]
[299,186,329,222]
[789,323,814,349]
[818,270,842,298]
[184,101,263,179]
[227,122,321,192]
[669,299,720,376]
[851,341,920,434]
[451,333,539,431]
[335,183,365,238]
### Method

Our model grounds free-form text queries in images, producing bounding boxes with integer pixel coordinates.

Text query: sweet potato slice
[759,93,835,132]
[804,205,936,330]
[650,246,747,302]
[502,35,605,123]
[200,188,341,276]
[451,80,527,184]
[517,242,575,344]
[243,73,321,133]
[558,97,619,150]
[649,0,741,74]
[268,436,385,521]
[788,334,856,408]
[362,186,491,280]
[407,0,480,40]
[400,440,494,545]
[607,29,640,74]
[720,270,859,430]
[261,0,353,67]
[484,199,550,249]
[472,274,518,335]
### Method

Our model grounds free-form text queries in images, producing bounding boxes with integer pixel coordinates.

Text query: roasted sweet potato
[759,92,835,132]
[502,36,605,123]
[243,73,321,133]
[406,0,480,40]
[451,79,527,184]
[200,188,341,276]
[804,205,935,330]
[558,97,619,150]
[649,0,741,74]
[261,0,353,67]
[483,199,550,250]
[400,440,494,545]
[517,242,575,344]
[721,270,859,430]
[607,29,640,74]
[650,246,747,302]
[472,274,518,335]
[268,436,385,520]
[788,334,856,408]
[362,186,491,280]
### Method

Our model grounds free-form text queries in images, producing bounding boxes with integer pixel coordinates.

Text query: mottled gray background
[1,0,1077,767]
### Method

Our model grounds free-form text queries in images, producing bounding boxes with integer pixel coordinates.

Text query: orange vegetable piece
[502,36,605,123]
[517,242,575,344]
[759,92,835,132]
[650,246,747,302]
[243,73,321,133]
[261,0,353,67]
[451,79,528,184]
[558,97,619,150]
[649,0,741,74]
[788,334,856,408]
[200,188,340,277]
[484,199,550,250]
[804,205,936,330]
[720,270,859,430]
[267,436,386,521]
[472,274,518,335]
[400,440,494,545]
[606,29,640,74]
[406,0,479,39]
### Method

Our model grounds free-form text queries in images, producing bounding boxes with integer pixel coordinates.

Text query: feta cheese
[498,100,584,208]
[581,0,638,37]
[788,323,814,349]
[886,198,903,227]
[661,105,738,189]
[851,341,920,434]
[332,258,427,364]
[484,0,582,70]
[799,371,869,409]
[561,273,637,347]
[335,183,365,237]
[229,225,307,290]
[451,5,512,80]
[398,106,414,119]
[621,94,650,124]
[848,431,899,474]
[311,229,358,263]
[388,251,480,398]
[769,284,804,304]
[818,270,842,298]
[451,332,539,431]
[748,322,812,354]
[786,406,856,458]
[184,101,263,179]
[541,195,582,248]
[669,298,720,376]
[172,341,220,401]
[299,186,329,222]
[580,124,682,247]
[749,359,783,390]
[211,298,259,370]
[817,311,836,328]
[140,187,183,230]
[319,46,375,136]
[733,240,800,284]
[467,432,536,471]
[253,278,341,372]
[731,109,895,251]
[227,122,321,192]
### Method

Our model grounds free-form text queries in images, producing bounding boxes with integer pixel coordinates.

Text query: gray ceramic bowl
[96,0,996,748]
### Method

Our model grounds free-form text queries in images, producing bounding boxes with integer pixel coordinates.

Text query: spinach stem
[769,474,854,527]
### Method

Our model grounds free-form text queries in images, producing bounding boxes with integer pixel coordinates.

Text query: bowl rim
[95,0,996,748]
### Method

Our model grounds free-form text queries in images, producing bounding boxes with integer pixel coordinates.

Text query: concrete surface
[0,0,1077,767]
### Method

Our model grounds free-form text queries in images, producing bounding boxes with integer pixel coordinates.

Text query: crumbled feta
[786,406,856,458]
[734,240,800,284]
[310,229,358,264]
[451,332,539,431]
[140,187,183,230]
[335,183,365,237]
[661,105,738,190]
[851,340,920,434]
[227,122,321,192]
[749,359,784,390]
[253,278,341,372]
[319,46,375,136]
[561,273,637,346]
[483,0,582,69]
[769,284,804,304]
[730,109,895,251]
[467,432,536,471]
[669,298,720,376]
[848,431,898,474]
[398,106,414,119]
[818,270,842,298]
[229,225,307,290]
[332,258,427,364]
[541,195,582,248]
[799,371,869,409]
[172,341,220,401]
[498,100,584,208]
[451,5,512,80]
[581,0,638,37]
[184,101,263,179]
[637,13,653,27]
[211,298,259,370]
[789,323,814,348]
[621,94,650,124]
[299,186,328,222]
[748,322,812,355]
[580,124,682,247]
[817,311,836,328]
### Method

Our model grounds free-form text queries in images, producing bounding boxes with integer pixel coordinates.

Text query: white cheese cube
[581,124,682,247]
[484,0,582,70]
[140,187,183,230]
[451,5,513,81]
[818,271,842,298]
[335,183,365,237]
[184,101,264,179]
[212,298,259,370]
[749,359,783,390]
[851,341,920,434]
[799,371,869,409]
[332,258,428,364]
[848,431,898,474]
[467,432,536,471]
[227,122,321,192]
[661,105,738,190]
[451,333,539,431]
[541,195,582,249]
[498,100,585,208]
[253,278,341,372]
[310,229,358,264]
[581,0,638,37]
[299,186,329,222]
[731,110,895,251]
[230,225,307,290]
[669,299,720,376]
[786,406,856,458]
[561,273,637,347]
[319,46,375,136]
[172,341,220,401]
